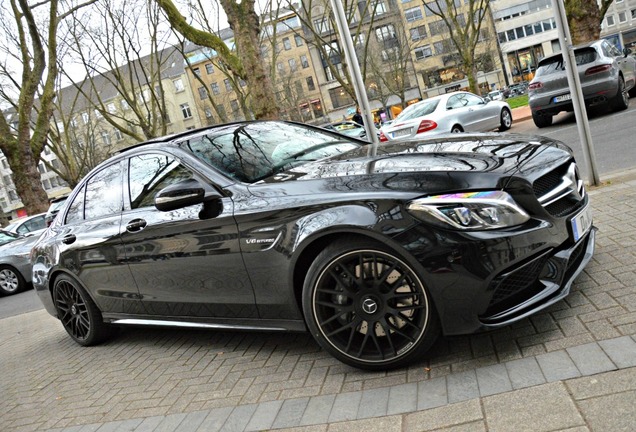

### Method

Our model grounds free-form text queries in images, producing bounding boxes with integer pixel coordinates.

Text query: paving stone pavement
[2,171,636,432]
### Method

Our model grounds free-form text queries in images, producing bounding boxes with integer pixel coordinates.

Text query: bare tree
[155,0,280,120]
[0,0,96,214]
[60,0,178,142]
[423,0,496,95]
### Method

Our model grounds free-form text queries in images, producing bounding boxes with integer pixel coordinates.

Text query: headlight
[406,191,530,230]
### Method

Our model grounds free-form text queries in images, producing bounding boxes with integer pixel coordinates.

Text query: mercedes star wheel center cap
[362,298,378,314]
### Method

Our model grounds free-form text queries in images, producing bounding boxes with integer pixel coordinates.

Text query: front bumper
[479,227,595,328]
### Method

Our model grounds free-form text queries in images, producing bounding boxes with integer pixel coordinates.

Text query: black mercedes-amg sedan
[31,121,594,370]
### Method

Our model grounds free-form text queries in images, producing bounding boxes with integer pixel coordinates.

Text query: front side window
[128,154,193,210]
[84,161,124,220]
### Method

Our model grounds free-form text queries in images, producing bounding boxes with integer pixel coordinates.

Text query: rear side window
[84,162,124,220]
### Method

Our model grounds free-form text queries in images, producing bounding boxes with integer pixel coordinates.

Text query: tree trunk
[566,0,602,44]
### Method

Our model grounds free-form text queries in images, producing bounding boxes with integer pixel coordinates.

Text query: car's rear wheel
[499,108,512,131]
[612,75,629,111]
[302,239,439,370]
[532,112,553,128]
[450,125,463,133]
[52,274,112,346]
[0,265,25,296]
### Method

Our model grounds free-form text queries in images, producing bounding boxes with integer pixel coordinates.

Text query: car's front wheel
[612,75,629,111]
[0,265,26,296]
[52,274,112,346]
[532,112,553,128]
[302,239,439,370]
[499,108,513,131]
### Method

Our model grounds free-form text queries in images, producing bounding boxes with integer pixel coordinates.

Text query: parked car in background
[379,91,512,141]
[508,83,528,96]
[31,120,594,370]
[45,196,69,226]
[528,39,636,128]
[487,90,504,101]
[0,230,41,296]
[324,120,367,139]
[4,213,47,236]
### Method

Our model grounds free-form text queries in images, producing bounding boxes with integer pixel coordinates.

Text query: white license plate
[392,128,411,138]
[554,93,572,103]
[571,205,592,242]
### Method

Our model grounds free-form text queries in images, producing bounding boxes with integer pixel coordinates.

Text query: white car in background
[379,91,512,142]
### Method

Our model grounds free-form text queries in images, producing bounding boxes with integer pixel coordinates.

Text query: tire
[498,108,512,131]
[302,238,440,370]
[612,75,629,111]
[450,125,463,133]
[0,265,26,296]
[52,274,112,346]
[532,112,553,128]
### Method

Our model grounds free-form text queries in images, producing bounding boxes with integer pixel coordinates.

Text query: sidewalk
[512,104,532,122]
[2,171,636,432]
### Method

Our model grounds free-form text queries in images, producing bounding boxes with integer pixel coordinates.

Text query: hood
[261,133,572,185]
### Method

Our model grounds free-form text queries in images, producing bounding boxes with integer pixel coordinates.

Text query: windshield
[395,100,440,121]
[0,230,19,246]
[179,121,362,183]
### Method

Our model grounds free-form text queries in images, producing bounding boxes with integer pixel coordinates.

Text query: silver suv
[528,39,636,128]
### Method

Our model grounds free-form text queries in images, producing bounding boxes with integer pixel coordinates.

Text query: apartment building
[600,0,636,49]
[398,0,505,99]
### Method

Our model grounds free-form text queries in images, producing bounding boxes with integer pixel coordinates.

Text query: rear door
[55,160,143,315]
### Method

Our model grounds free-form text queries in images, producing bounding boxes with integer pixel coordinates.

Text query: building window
[107,103,116,114]
[81,112,89,124]
[192,67,201,76]
[414,45,433,60]
[313,17,331,34]
[277,63,285,75]
[198,86,208,99]
[410,25,427,41]
[205,63,214,74]
[283,37,292,50]
[301,55,309,68]
[101,131,111,145]
[306,76,316,91]
[217,105,226,119]
[204,108,213,118]
[632,9,636,19]
[211,82,220,95]
[375,24,397,41]
[404,6,423,22]
[180,103,192,119]
[618,12,626,23]
[288,58,298,72]
[114,129,123,141]
[295,35,303,46]
[1,159,8,169]
[230,100,240,117]
[173,79,185,92]
[429,20,447,36]
[328,87,354,108]
[121,99,130,111]
[224,79,232,91]
[42,179,51,190]
[38,163,46,174]
[295,80,303,95]
[374,1,387,15]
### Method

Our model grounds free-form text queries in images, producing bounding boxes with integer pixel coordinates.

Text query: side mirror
[623,48,632,57]
[155,178,206,211]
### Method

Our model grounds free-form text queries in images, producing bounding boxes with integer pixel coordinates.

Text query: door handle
[126,219,147,232]
[61,234,76,245]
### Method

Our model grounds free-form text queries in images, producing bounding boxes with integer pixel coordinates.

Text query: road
[0,289,42,319]
[510,100,636,181]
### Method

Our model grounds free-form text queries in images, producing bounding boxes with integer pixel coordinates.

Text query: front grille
[534,161,586,217]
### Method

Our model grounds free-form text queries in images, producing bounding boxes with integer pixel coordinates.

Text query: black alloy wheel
[303,239,439,370]
[0,265,25,296]
[52,274,111,346]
